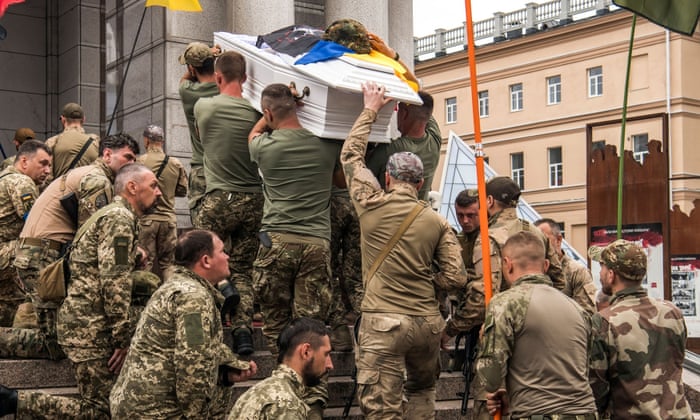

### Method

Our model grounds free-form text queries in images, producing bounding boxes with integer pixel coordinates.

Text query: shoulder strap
[365,202,426,289]
[67,137,95,171]
[155,155,170,180]
[73,201,119,244]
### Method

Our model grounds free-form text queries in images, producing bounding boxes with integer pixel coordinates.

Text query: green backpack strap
[73,201,121,244]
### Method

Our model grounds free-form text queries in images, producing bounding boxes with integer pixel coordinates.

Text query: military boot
[330,323,353,352]
[0,385,18,416]
[232,327,254,355]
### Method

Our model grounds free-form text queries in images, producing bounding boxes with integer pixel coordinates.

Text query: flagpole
[617,14,636,238]
[464,1,497,416]
[106,6,148,135]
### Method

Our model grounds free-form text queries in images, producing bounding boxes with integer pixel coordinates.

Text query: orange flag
[0,0,25,17]
[145,0,202,12]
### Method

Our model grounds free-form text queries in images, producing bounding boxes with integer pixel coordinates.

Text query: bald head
[502,231,549,284]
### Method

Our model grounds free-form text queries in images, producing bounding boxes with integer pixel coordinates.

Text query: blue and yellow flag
[145,0,202,12]
[614,0,700,35]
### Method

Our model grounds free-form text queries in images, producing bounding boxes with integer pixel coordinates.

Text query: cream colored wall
[418,10,700,256]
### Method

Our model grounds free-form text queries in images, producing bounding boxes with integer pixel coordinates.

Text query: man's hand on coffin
[361,81,393,113]
[367,32,396,59]
[249,116,273,143]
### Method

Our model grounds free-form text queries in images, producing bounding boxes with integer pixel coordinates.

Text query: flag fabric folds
[0,0,25,18]
[145,0,202,12]
[613,0,700,35]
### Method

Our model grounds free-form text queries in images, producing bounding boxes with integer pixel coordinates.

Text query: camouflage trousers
[329,193,363,315]
[17,356,115,419]
[356,312,445,420]
[252,232,332,353]
[138,218,177,281]
[1,240,65,359]
[195,190,263,332]
[188,165,206,223]
[0,265,24,327]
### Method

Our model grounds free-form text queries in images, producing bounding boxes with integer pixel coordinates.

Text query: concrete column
[325,0,389,38]
[389,0,413,72]
[232,0,294,35]
[525,2,538,33]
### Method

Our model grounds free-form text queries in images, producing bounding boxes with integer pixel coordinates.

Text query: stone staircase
[4,327,700,419]
[0,326,469,419]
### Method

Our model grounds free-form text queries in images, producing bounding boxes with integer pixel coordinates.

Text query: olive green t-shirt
[194,94,262,193]
[179,80,218,167]
[250,128,340,241]
[366,116,442,200]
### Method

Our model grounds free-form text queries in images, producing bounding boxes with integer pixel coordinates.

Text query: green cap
[62,103,84,119]
[486,176,521,207]
[179,42,213,66]
[323,18,371,54]
[588,239,647,281]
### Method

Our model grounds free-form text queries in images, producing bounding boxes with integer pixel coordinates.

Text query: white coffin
[214,32,422,143]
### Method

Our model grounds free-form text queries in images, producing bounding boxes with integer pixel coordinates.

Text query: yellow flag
[145,0,202,12]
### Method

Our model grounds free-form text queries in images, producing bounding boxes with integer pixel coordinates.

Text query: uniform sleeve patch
[95,193,108,209]
[113,236,130,266]
[21,193,34,214]
[184,312,204,346]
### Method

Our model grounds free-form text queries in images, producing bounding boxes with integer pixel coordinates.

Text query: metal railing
[414,0,614,60]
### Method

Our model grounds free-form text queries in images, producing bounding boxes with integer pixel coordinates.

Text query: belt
[270,231,329,248]
[19,237,64,252]
[516,414,598,420]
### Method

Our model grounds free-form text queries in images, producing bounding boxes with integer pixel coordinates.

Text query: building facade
[0,0,413,226]
[415,8,700,256]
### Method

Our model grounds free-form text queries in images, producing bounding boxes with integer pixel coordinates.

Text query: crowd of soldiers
[0,17,696,420]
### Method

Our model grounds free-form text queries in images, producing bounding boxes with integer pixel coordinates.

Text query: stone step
[0,388,470,420]
[324,399,470,420]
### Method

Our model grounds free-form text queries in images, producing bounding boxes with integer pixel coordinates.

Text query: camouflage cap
[14,127,36,143]
[588,239,647,281]
[486,176,521,207]
[143,124,165,142]
[178,42,213,66]
[387,152,423,184]
[61,102,84,119]
[130,270,161,297]
[323,18,371,54]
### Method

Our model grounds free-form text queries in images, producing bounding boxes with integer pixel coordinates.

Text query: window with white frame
[548,147,563,187]
[632,134,649,163]
[446,97,457,124]
[588,66,603,97]
[510,83,523,112]
[547,75,561,105]
[478,90,489,117]
[511,152,524,190]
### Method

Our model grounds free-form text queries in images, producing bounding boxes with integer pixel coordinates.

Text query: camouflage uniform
[587,239,693,419]
[196,190,263,330]
[137,145,188,280]
[342,108,467,419]
[15,197,139,419]
[447,207,566,420]
[228,364,309,420]
[1,159,116,360]
[329,190,362,313]
[0,166,39,326]
[562,254,597,315]
[110,266,249,418]
[475,273,596,418]
[589,286,692,418]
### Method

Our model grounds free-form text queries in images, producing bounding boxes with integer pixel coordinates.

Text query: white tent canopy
[437,131,587,266]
